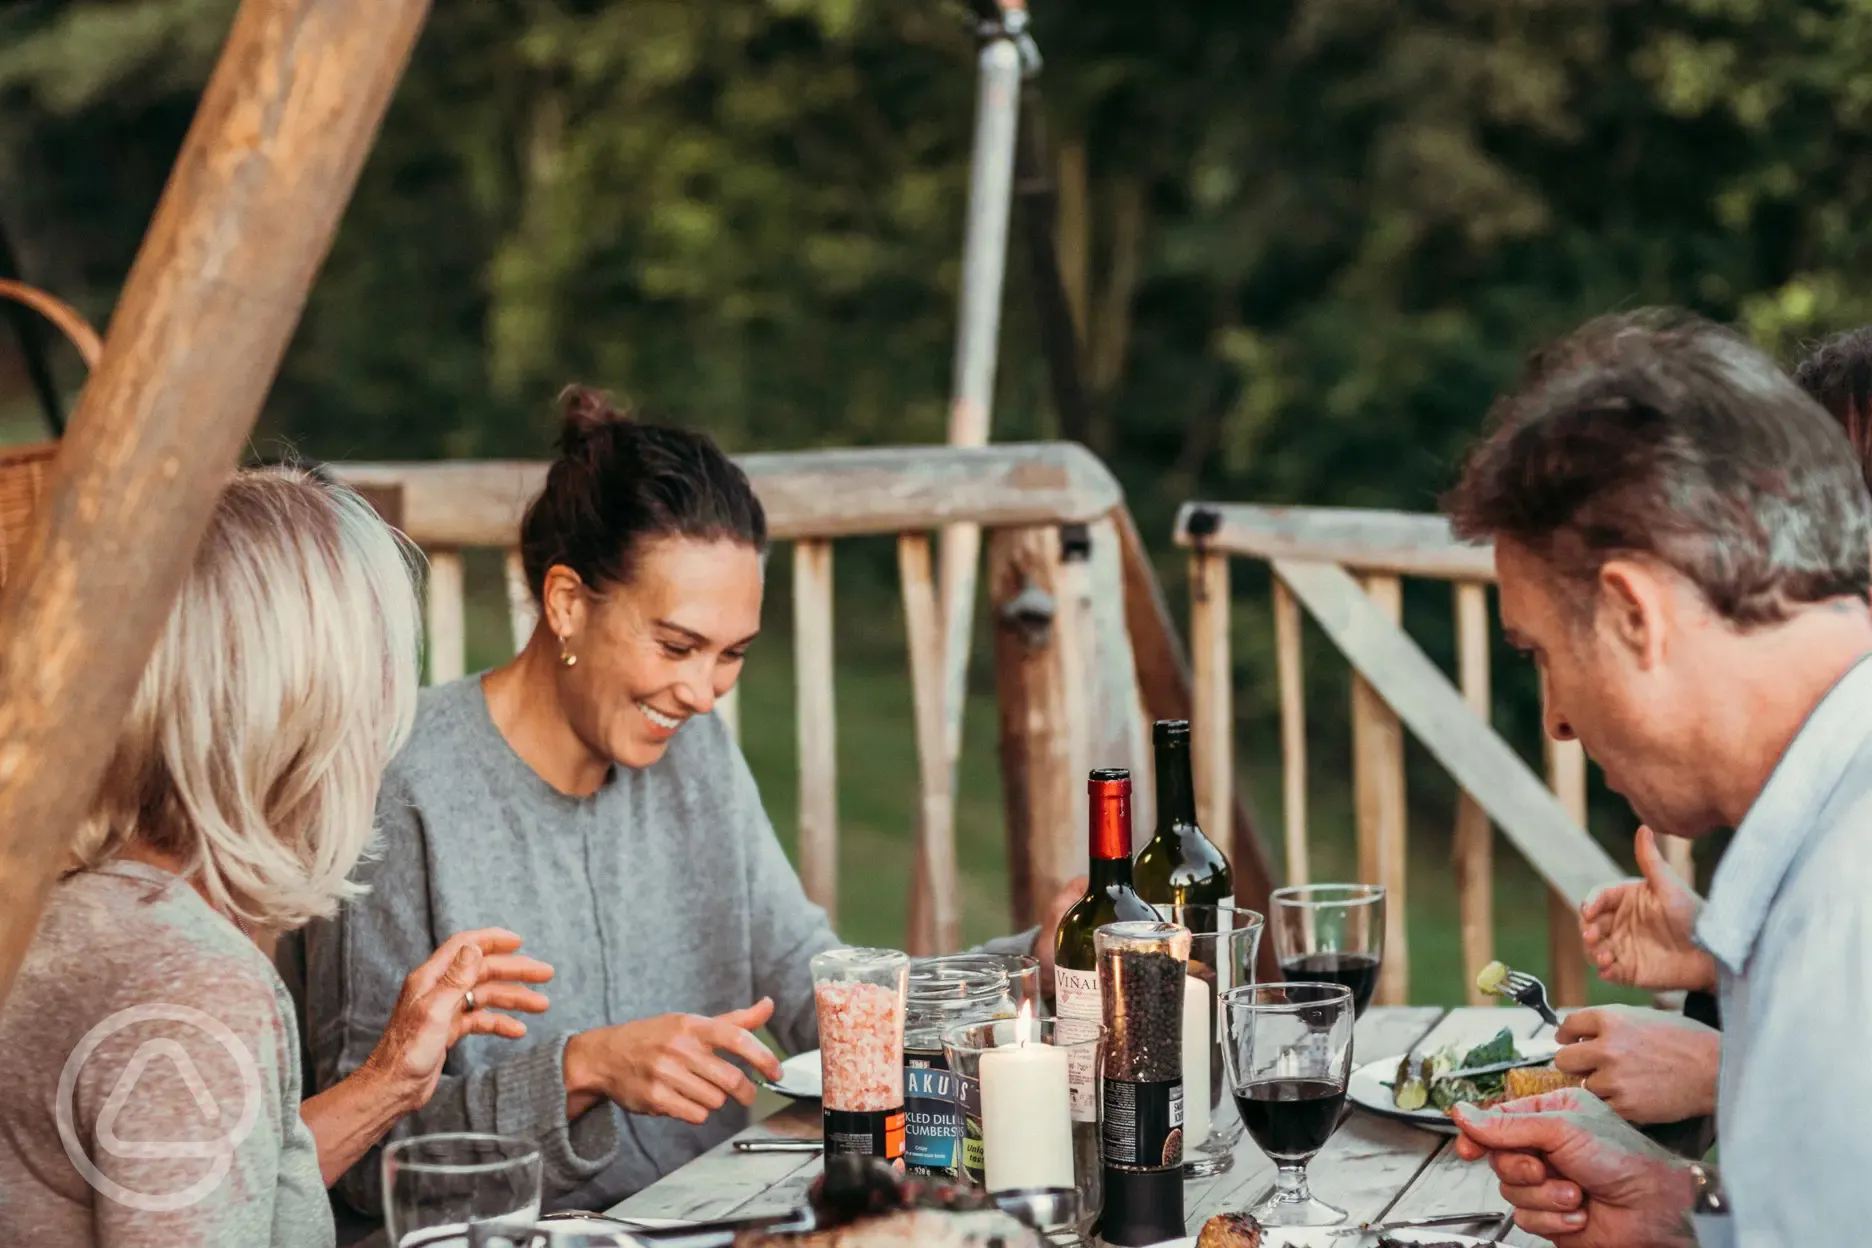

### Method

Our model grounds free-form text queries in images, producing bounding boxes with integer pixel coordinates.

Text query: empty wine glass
[1221,982,1355,1228]
[1270,883,1385,1017]
[1151,901,1263,1177]
[383,1132,542,1247]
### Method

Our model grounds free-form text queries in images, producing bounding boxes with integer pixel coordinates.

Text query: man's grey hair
[1443,308,1872,625]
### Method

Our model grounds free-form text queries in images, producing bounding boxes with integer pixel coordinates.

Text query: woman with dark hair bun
[305,388,1074,1223]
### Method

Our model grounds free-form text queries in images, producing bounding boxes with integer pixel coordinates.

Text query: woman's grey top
[304,675,1036,1218]
[0,862,331,1248]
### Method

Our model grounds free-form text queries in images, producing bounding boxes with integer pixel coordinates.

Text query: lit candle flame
[1015,998,1034,1047]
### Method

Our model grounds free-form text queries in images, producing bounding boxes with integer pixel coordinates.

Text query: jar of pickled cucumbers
[903,956,1016,1178]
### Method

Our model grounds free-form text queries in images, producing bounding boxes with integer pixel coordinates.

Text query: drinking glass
[1269,883,1385,1018]
[1152,902,1263,1177]
[944,1014,1103,1242]
[1221,983,1355,1228]
[383,1132,541,1247]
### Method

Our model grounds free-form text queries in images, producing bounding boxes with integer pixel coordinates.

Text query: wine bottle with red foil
[1054,769,1158,1123]
[1132,719,1232,909]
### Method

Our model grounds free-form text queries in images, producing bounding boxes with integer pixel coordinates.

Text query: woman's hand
[564,998,786,1125]
[1579,826,1716,992]
[360,927,554,1113]
[304,928,553,1186]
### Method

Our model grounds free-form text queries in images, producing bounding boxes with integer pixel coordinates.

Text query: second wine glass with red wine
[1269,883,1385,1017]
[1221,982,1355,1228]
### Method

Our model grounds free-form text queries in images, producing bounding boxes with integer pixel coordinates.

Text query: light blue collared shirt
[1696,654,1872,1245]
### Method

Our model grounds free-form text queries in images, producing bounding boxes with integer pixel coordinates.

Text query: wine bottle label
[1100,1077,1184,1171]
[902,1052,961,1176]
[823,1107,906,1168]
[1054,966,1103,1123]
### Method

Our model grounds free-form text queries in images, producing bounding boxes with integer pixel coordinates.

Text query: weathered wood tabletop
[609,1005,1552,1245]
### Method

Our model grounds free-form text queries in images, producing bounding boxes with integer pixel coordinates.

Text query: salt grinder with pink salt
[811,946,911,1168]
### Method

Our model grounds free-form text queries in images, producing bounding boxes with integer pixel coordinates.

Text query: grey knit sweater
[0,863,330,1248]
[304,676,1031,1221]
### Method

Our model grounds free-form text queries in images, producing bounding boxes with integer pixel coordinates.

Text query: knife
[1328,1210,1511,1238]
[1381,1052,1557,1091]
[1443,1053,1560,1080]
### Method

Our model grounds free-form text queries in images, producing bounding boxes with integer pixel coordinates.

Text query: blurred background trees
[4,0,1869,992]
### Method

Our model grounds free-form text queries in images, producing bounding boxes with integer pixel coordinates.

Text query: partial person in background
[0,470,554,1248]
[1441,309,1872,1244]
[305,388,1083,1223]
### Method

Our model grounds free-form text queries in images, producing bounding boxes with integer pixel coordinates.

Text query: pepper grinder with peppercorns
[1094,919,1193,1246]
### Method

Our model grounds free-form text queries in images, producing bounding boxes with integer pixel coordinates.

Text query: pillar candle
[1181,975,1211,1149]
[979,1032,1074,1191]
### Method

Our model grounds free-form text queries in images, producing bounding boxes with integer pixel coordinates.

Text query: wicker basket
[0,279,101,589]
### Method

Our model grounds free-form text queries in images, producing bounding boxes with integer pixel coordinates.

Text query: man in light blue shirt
[1437,308,1872,1245]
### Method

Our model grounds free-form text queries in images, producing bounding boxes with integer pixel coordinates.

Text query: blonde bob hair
[74,467,423,930]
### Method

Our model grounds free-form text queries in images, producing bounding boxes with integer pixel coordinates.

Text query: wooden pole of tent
[0,0,432,1010]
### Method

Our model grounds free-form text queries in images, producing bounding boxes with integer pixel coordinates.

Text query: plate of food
[762,1049,823,1100]
[1347,1026,1575,1133]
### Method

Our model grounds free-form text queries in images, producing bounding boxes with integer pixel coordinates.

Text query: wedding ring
[464,988,478,1013]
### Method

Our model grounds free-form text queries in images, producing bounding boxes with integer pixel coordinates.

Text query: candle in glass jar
[978,1007,1074,1192]
[1181,975,1211,1149]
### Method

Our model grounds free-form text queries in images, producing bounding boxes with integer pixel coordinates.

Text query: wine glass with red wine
[1220,982,1355,1228]
[1269,883,1385,1017]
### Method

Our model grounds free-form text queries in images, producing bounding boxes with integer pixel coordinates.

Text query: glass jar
[903,956,1016,1178]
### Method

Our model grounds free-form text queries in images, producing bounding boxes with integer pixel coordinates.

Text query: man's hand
[565,998,785,1125]
[1452,1088,1695,1246]
[1553,1006,1720,1124]
[1034,875,1086,992]
[1580,826,1716,992]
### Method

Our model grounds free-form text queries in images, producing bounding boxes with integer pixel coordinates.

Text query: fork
[1493,968,1562,1030]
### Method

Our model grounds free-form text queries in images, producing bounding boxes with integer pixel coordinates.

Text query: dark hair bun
[556,385,636,457]
[519,383,767,601]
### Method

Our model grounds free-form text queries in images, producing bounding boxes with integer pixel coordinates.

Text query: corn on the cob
[1504,1065,1584,1100]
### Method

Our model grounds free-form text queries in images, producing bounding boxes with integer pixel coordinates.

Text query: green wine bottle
[1132,719,1233,908]
[1054,768,1158,1123]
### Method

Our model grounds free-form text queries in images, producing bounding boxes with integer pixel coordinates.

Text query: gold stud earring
[558,634,578,668]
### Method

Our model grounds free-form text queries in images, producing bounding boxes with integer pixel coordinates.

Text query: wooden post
[425,549,466,685]
[991,525,1089,930]
[793,540,838,920]
[1126,506,1278,980]
[1273,577,1309,886]
[1189,549,1233,860]
[1352,573,1409,1007]
[901,533,961,955]
[1082,517,1152,842]
[0,0,432,1011]
[1545,736,1591,1007]
[503,547,537,656]
[1453,582,1494,1006]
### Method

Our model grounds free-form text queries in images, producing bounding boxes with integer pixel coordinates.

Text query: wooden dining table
[607,1005,1559,1245]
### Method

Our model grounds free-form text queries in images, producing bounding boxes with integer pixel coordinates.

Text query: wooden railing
[1173,502,1676,1008]
[330,445,1280,961]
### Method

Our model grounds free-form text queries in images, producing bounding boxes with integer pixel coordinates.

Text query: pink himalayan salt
[814,978,905,1111]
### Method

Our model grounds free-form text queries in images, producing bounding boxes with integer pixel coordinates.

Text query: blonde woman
[0,470,553,1248]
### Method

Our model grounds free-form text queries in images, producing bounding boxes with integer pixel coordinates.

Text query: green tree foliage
[6,0,1872,840]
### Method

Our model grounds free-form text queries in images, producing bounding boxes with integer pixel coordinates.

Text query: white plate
[1347,1041,1560,1134]
[765,1049,823,1099]
[1153,1231,1496,1247]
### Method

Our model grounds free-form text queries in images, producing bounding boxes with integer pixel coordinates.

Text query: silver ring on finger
[464,988,478,1013]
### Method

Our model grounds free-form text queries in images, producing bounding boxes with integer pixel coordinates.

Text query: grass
[456,548,1646,1011]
